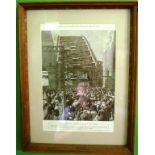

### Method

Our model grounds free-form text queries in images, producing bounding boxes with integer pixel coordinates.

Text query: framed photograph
[18,2,138,155]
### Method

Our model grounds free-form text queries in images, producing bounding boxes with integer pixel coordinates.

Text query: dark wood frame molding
[18,2,138,155]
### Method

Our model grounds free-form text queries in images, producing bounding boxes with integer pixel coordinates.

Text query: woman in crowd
[43,86,114,121]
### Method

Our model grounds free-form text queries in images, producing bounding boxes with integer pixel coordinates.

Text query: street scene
[42,29,115,121]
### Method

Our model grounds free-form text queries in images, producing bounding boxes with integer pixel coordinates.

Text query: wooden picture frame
[18,2,138,155]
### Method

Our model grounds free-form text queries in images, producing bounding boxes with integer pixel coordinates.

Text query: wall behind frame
[16,0,138,155]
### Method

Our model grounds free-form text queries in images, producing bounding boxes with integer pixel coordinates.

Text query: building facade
[42,31,58,90]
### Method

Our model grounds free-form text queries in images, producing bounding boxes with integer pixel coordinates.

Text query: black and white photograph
[42,24,115,122]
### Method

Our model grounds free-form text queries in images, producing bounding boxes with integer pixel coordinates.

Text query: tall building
[42,31,58,90]
[102,32,115,90]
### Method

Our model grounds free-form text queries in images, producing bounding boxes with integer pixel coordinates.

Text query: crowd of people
[43,84,114,121]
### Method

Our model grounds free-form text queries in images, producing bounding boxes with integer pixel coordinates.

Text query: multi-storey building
[42,31,58,90]
[102,32,115,90]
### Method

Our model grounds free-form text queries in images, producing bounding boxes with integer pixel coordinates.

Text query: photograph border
[18,2,138,155]
[41,25,116,124]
